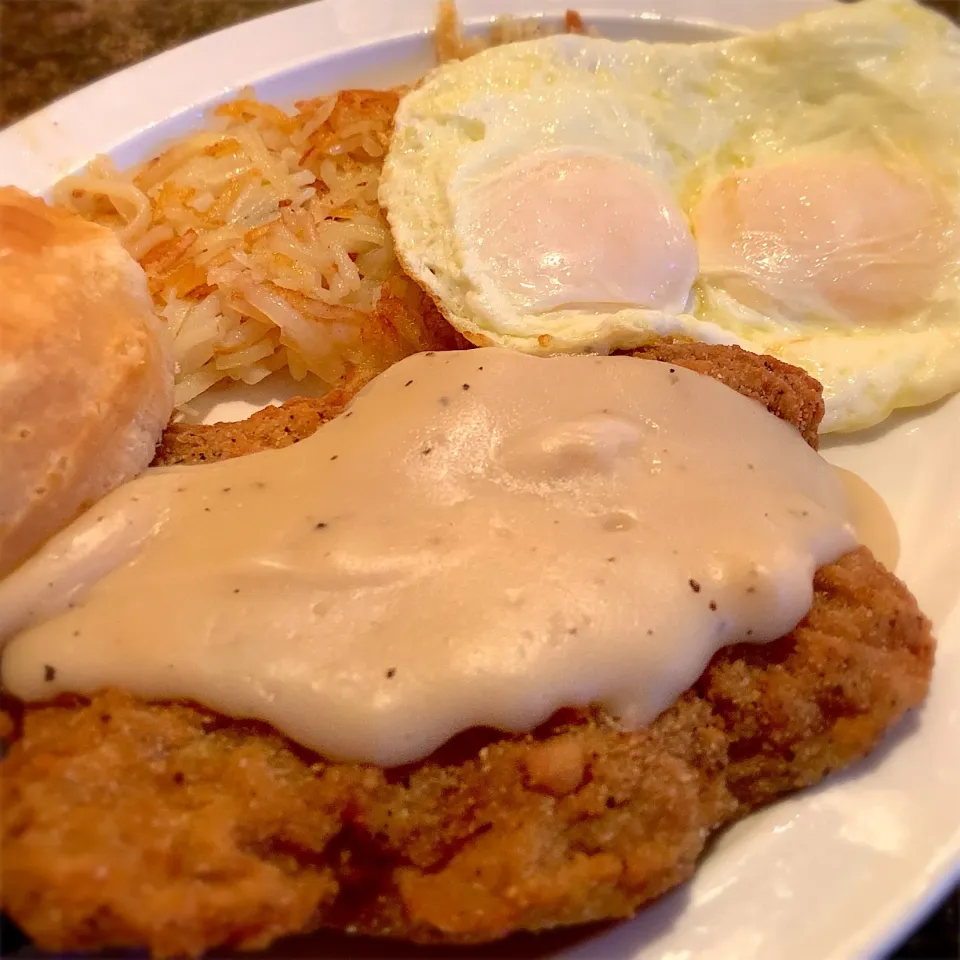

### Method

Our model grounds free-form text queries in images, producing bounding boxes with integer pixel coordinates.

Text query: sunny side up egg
[381,0,960,432]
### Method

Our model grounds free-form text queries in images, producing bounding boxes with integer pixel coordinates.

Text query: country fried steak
[0,343,934,959]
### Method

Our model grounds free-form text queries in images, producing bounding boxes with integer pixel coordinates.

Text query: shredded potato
[54,90,429,410]
[55,4,589,411]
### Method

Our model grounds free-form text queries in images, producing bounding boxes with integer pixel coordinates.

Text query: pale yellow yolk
[692,156,947,325]
[460,153,698,316]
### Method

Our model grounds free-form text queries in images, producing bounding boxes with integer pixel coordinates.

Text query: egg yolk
[461,152,698,316]
[692,155,948,326]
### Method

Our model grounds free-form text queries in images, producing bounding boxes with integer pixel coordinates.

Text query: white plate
[1,2,957,959]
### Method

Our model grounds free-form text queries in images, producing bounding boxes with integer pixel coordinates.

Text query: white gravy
[833,466,899,571]
[0,349,857,766]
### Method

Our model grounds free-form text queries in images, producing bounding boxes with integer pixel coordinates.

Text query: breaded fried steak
[0,344,934,958]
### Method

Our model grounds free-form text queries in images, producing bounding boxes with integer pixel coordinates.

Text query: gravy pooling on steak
[1,348,857,765]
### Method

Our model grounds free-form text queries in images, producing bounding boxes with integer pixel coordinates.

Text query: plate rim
[0,0,834,194]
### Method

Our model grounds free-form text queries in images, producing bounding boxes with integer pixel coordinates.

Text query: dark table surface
[0,0,958,957]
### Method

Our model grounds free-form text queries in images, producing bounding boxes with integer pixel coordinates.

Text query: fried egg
[381,0,960,432]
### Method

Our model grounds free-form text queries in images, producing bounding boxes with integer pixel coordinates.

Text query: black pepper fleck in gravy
[0,347,859,775]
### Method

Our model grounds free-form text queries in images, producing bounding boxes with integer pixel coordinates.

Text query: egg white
[381,49,703,354]
[381,0,960,431]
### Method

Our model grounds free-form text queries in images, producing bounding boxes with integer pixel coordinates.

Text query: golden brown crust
[153,283,469,467]
[0,548,932,956]
[703,548,934,808]
[154,395,350,466]
[628,340,824,450]
[1,344,933,957]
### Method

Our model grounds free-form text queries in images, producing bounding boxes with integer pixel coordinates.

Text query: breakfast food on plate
[0,187,174,578]
[53,90,467,412]
[382,0,960,432]
[51,0,960,433]
[48,9,594,416]
[49,1,592,417]
[0,1,946,956]
[0,343,934,956]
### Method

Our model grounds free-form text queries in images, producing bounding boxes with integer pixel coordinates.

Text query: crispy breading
[154,285,467,466]
[1,345,934,958]
[629,340,824,450]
